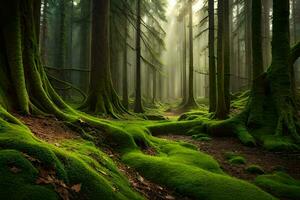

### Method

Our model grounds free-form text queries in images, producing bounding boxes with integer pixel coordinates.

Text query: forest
[0,0,300,199]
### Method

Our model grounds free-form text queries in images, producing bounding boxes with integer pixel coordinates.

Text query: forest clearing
[0,0,300,200]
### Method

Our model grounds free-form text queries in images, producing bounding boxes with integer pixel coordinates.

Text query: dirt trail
[16,114,189,200]
[159,134,300,181]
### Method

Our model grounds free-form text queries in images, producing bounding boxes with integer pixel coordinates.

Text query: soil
[15,114,189,200]
[159,134,300,181]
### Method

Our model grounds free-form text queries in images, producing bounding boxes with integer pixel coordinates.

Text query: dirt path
[16,115,189,200]
[159,134,300,181]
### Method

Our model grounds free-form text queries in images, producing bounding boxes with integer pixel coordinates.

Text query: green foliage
[246,165,265,175]
[255,172,300,200]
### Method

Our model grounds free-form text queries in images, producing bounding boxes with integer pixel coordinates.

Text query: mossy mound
[225,152,247,165]
[192,133,212,141]
[119,125,276,200]
[255,172,300,200]
[0,116,142,200]
[246,165,265,175]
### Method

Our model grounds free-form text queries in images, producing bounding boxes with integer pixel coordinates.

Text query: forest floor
[159,135,300,181]
[16,114,190,200]
[14,113,300,200]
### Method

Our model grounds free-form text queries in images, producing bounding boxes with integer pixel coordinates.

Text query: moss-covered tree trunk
[80,0,126,117]
[0,0,78,120]
[246,0,300,147]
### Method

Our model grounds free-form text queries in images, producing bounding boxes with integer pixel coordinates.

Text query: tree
[215,0,228,119]
[252,0,263,79]
[183,0,197,108]
[245,0,252,85]
[223,0,230,112]
[122,1,129,109]
[80,0,127,117]
[134,0,144,113]
[208,0,216,112]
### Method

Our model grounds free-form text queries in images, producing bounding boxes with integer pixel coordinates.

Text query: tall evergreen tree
[80,0,127,117]
[215,0,227,119]
[208,0,216,112]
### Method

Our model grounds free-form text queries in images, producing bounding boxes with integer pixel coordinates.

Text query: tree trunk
[246,0,300,147]
[40,0,48,65]
[223,0,230,112]
[262,0,271,69]
[184,0,197,108]
[0,0,77,119]
[252,0,264,79]
[181,17,187,105]
[152,70,157,104]
[208,0,216,112]
[79,0,91,93]
[245,0,252,85]
[134,0,144,113]
[122,3,129,109]
[80,0,127,117]
[215,0,228,119]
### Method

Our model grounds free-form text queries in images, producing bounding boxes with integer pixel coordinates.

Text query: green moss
[255,172,300,200]
[118,125,276,200]
[246,165,265,175]
[123,152,275,200]
[192,133,212,141]
[253,132,300,151]
[225,152,247,165]
[0,113,143,200]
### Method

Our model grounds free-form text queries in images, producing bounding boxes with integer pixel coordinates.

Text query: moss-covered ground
[1,93,300,200]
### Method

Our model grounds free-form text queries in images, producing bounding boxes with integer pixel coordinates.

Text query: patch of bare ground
[16,114,81,143]
[159,135,300,181]
[15,115,189,200]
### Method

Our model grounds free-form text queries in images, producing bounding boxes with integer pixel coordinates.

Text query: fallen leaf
[165,195,175,200]
[71,184,81,193]
[137,175,144,183]
[56,186,70,200]
[10,166,21,173]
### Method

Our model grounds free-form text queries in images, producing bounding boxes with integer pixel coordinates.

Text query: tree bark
[215,0,228,119]
[183,0,197,108]
[134,0,144,113]
[252,0,264,79]
[208,0,216,112]
[80,0,127,117]
[223,0,230,112]
[122,2,129,109]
